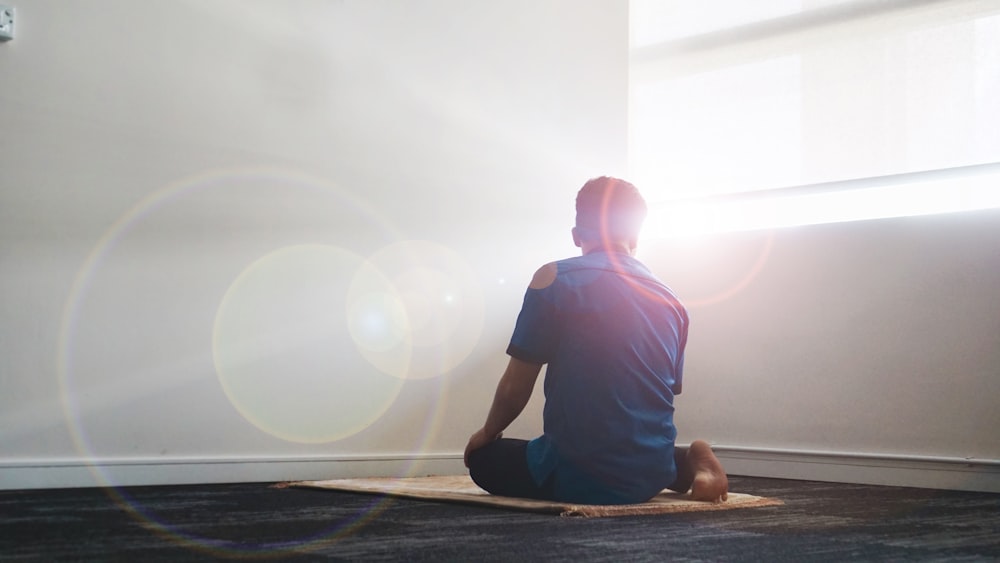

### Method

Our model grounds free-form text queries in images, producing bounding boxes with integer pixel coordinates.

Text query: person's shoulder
[528,262,558,290]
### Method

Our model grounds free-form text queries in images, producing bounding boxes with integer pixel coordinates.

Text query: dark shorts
[467,438,694,502]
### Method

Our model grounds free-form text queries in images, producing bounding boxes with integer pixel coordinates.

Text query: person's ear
[572,227,582,248]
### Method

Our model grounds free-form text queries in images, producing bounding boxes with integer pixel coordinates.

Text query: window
[630,0,1000,237]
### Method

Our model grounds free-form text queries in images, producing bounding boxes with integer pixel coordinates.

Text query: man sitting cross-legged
[464,176,728,505]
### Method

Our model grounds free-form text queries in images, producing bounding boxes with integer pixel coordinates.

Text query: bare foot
[687,440,729,503]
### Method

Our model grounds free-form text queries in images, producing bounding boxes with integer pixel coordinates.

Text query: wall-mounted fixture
[0,5,14,41]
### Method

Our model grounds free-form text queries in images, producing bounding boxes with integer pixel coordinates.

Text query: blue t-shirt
[507,251,688,504]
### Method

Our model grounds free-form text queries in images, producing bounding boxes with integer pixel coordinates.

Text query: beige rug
[281,475,783,518]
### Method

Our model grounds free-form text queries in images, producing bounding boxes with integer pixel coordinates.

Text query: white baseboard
[0,454,467,491]
[712,445,1000,493]
[3,447,999,493]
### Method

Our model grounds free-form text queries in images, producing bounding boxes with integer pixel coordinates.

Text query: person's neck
[581,241,634,256]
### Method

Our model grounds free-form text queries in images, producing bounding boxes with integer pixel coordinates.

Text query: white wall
[628,0,1000,493]
[641,209,1000,492]
[2,1,997,494]
[0,0,628,489]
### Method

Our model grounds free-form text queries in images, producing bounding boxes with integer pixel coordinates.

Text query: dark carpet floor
[1,475,999,561]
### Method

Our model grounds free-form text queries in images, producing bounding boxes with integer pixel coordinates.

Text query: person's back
[511,250,687,503]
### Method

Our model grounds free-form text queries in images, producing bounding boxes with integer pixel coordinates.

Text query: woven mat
[280,475,783,518]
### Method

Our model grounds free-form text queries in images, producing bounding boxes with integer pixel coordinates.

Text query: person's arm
[463,356,544,466]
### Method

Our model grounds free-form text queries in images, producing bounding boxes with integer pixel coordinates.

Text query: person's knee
[468,457,500,495]
[466,446,494,486]
[466,443,492,472]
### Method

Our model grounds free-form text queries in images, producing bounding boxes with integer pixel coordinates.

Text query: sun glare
[642,167,1000,240]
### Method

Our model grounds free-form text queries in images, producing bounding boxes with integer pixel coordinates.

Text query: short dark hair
[575,176,647,241]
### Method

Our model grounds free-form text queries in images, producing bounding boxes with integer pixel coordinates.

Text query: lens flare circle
[347,291,409,353]
[347,240,485,380]
[213,243,406,444]
[56,167,404,556]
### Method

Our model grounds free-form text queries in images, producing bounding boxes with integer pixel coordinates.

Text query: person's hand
[463,427,502,467]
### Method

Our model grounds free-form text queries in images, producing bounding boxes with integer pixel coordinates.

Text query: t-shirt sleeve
[672,315,688,395]
[506,285,560,364]
[673,350,684,395]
